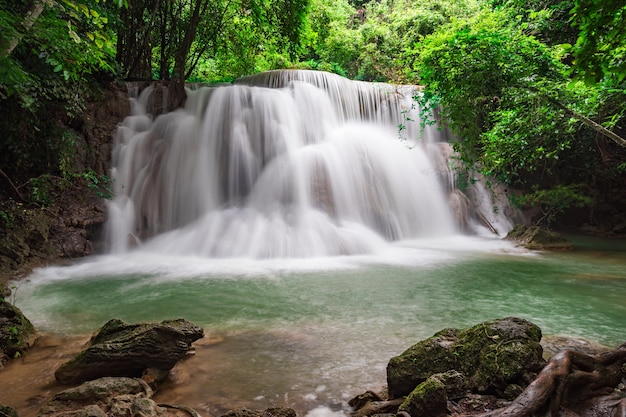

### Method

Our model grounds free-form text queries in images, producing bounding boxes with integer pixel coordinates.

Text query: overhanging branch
[528,87,626,149]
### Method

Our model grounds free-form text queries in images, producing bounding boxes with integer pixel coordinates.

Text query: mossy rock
[386,317,545,398]
[505,225,572,250]
[0,300,38,364]
[398,376,447,417]
[398,370,466,417]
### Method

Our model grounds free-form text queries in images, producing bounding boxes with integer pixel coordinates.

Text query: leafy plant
[80,170,113,199]
[0,209,14,230]
[512,184,593,226]
[28,175,56,206]
[570,0,626,83]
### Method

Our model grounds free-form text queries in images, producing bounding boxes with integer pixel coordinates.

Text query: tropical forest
[0,0,626,417]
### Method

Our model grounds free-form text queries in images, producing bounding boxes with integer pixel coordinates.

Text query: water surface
[2,235,625,417]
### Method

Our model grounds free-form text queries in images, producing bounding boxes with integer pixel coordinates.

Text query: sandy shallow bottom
[0,335,89,417]
[0,331,377,417]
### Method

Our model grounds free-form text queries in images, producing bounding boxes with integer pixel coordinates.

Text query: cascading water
[107,70,516,258]
[7,71,626,417]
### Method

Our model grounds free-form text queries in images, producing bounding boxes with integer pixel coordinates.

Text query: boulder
[0,299,38,367]
[541,334,611,359]
[386,317,545,398]
[505,225,572,250]
[55,318,204,384]
[36,376,165,417]
[397,377,447,417]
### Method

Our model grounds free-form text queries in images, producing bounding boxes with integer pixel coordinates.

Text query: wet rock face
[55,318,204,385]
[386,317,545,398]
[0,82,129,278]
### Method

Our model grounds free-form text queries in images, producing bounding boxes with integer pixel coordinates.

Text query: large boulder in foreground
[55,318,204,384]
[386,317,545,399]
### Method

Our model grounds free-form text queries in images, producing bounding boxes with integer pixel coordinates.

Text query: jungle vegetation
[0,0,625,229]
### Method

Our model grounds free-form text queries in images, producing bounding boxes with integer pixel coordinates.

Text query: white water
[106,70,517,258]
[5,71,626,417]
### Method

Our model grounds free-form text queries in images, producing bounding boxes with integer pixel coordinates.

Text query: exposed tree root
[464,343,626,417]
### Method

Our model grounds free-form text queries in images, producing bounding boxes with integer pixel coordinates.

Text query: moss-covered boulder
[386,317,545,398]
[55,318,204,384]
[505,225,572,250]
[397,371,466,417]
[0,299,38,367]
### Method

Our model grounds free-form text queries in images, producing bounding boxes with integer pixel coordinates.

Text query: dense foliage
[1,0,625,229]
[413,2,626,226]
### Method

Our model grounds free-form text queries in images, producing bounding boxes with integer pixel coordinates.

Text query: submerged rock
[386,317,545,398]
[221,408,297,417]
[505,225,572,250]
[541,335,612,359]
[55,318,204,384]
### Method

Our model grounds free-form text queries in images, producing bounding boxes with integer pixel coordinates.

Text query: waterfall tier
[107,70,516,258]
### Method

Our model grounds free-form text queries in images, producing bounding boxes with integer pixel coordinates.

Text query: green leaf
[69,29,81,43]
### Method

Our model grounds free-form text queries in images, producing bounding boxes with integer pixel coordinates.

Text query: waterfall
[107,70,517,258]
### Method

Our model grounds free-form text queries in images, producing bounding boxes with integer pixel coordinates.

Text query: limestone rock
[386,317,545,398]
[36,376,165,417]
[505,225,572,250]
[55,318,204,384]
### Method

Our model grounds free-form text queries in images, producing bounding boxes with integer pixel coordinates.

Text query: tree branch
[1,0,51,58]
[532,89,626,150]
[0,167,26,201]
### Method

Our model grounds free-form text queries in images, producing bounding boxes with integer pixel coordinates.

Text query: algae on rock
[386,317,545,398]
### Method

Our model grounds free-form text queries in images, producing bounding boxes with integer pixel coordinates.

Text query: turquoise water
[9,235,626,415]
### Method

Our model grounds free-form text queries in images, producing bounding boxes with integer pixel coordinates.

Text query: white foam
[304,406,348,417]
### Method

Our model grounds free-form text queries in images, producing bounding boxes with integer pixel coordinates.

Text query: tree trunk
[167,0,209,109]
[1,0,50,58]
[116,0,160,79]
